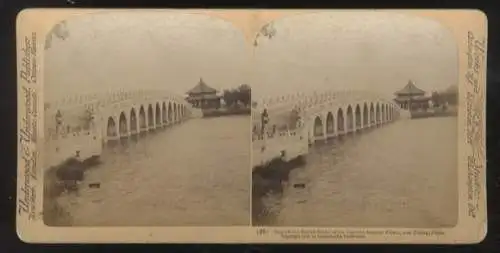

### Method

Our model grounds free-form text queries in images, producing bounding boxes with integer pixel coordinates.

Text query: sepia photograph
[16,9,486,243]
[251,12,462,228]
[41,12,252,226]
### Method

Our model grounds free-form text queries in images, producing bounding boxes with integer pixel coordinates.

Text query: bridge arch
[346,105,354,132]
[168,102,173,123]
[326,111,334,135]
[162,102,167,124]
[376,103,381,124]
[313,115,324,138]
[177,104,181,121]
[119,112,128,137]
[386,104,390,122]
[139,106,146,131]
[173,103,178,123]
[107,116,117,138]
[155,102,161,126]
[370,103,375,125]
[363,102,369,127]
[355,104,361,130]
[130,108,137,133]
[381,104,386,123]
[337,108,344,133]
[147,104,154,128]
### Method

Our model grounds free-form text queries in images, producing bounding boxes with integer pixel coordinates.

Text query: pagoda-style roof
[395,80,426,96]
[187,78,218,95]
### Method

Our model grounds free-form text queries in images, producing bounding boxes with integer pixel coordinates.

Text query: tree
[237,84,251,107]
[431,91,441,107]
[442,85,458,105]
[222,89,237,107]
[222,84,252,108]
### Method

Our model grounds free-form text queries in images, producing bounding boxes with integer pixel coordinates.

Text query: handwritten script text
[465,31,486,219]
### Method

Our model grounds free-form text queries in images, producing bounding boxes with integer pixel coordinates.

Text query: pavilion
[185,78,221,109]
[393,80,431,111]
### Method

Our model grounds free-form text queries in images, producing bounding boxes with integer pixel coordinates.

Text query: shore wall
[43,156,100,226]
[252,156,306,225]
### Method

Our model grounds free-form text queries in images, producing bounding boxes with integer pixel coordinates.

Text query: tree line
[431,87,458,107]
[222,84,251,108]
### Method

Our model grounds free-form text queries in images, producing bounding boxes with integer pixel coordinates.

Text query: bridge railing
[253,89,402,116]
[44,89,191,112]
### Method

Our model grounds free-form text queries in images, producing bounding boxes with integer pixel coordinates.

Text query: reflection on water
[254,117,458,228]
[52,116,251,226]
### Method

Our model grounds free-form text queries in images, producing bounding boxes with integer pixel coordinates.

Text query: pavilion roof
[394,80,426,96]
[186,78,218,95]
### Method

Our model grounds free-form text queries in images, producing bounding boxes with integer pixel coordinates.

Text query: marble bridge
[43,89,195,169]
[252,90,405,169]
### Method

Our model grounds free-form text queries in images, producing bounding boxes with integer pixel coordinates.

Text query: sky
[251,12,459,100]
[44,12,251,102]
[45,11,458,102]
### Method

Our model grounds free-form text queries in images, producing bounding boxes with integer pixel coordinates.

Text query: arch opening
[139,106,146,130]
[326,112,334,135]
[147,104,154,128]
[168,102,173,123]
[162,102,167,123]
[363,103,369,127]
[130,108,137,133]
[381,104,386,123]
[355,104,361,129]
[370,103,375,125]
[156,103,161,126]
[107,117,117,138]
[337,108,344,133]
[376,104,381,123]
[386,104,390,121]
[177,104,181,121]
[173,103,178,123]
[346,105,354,131]
[313,116,324,137]
[119,112,128,137]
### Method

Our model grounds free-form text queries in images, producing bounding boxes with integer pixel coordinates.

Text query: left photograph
[42,12,252,226]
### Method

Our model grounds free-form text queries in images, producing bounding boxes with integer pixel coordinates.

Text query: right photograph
[251,12,459,228]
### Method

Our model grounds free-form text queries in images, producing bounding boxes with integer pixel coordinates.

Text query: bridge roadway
[43,89,195,169]
[252,90,404,169]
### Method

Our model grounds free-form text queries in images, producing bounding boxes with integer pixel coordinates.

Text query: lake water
[54,116,251,226]
[253,116,458,228]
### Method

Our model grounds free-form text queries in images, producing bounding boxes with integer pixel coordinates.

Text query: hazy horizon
[44,12,252,102]
[251,12,458,100]
[44,11,458,102]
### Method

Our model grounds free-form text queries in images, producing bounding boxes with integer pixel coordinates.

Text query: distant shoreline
[202,107,251,118]
[410,106,458,119]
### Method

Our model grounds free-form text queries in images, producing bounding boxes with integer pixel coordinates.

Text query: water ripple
[256,117,458,228]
